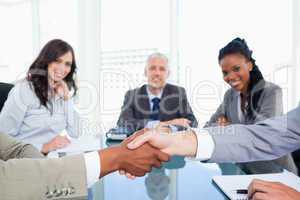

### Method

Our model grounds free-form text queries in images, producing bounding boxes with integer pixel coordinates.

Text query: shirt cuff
[145,120,160,128]
[191,128,215,161]
[84,151,100,188]
[169,125,178,132]
[33,143,43,152]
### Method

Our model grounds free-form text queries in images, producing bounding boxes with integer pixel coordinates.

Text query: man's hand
[41,135,70,154]
[155,122,172,134]
[216,116,230,126]
[163,118,191,128]
[248,179,300,200]
[99,129,170,178]
[127,129,198,157]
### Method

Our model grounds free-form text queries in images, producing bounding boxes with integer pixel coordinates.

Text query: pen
[235,189,248,194]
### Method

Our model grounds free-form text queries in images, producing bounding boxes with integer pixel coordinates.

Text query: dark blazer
[117,83,198,131]
[205,81,297,174]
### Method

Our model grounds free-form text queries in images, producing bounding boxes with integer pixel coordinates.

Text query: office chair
[0,82,14,112]
[292,149,300,176]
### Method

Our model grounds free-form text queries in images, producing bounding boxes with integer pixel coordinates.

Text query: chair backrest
[0,82,14,112]
[292,149,300,175]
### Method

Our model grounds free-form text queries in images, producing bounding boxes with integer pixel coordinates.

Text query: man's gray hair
[145,52,169,69]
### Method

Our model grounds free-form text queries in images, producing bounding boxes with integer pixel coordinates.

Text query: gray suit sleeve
[254,84,283,123]
[204,91,229,127]
[208,107,300,163]
[0,133,43,160]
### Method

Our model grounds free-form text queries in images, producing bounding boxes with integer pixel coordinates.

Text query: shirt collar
[146,85,163,100]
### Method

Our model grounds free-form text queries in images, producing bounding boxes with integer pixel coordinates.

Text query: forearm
[0,133,43,160]
[171,131,198,157]
[98,147,122,178]
[0,154,87,199]
[209,110,300,163]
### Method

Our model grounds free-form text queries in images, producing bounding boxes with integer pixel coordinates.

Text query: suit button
[62,187,68,196]
[54,188,62,197]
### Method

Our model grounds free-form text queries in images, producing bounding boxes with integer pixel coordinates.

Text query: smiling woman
[0,39,81,155]
[204,38,298,175]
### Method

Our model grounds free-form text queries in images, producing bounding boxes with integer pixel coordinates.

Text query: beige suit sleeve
[0,134,88,200]
[0,133,43,160]
[0,154,88,200]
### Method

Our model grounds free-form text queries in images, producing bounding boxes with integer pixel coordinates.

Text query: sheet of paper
[213,171,300,200]
[56,135,101,153]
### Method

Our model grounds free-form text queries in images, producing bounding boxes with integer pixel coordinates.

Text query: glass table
[90,138,245,200]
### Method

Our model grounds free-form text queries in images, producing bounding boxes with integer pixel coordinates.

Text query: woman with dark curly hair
[0,39,80,154]
[205,38,297,174]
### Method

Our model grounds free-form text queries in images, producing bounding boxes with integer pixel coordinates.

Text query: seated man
[117,52,198,132]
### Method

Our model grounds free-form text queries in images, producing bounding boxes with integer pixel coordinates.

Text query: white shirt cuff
[169,125,178,132]
[84,151,100,188]
[34,143,43,152]
[191,129,215,161]
[145,120,160,128]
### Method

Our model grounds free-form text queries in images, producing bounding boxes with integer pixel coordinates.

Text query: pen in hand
[235,189,248,194]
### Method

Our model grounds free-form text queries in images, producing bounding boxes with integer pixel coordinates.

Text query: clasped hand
[118,128,197,179]
[103,129,170,178]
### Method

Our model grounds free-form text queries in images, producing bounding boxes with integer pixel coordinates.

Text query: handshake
[98,128,198,178]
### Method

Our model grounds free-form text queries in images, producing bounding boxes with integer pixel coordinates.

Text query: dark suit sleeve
[117,90,150,131]
[179,88,198,128]
[0,133,44,161]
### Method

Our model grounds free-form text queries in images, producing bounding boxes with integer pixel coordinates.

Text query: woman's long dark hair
[27,39,77,108]
[218,38,265,121]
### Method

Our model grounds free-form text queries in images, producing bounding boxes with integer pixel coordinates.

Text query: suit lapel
[160,84,170,101]
[138,85,151,117]
[229,91,240,123]
[159,84,172,119]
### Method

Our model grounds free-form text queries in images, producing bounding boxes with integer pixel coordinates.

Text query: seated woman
[205,38,297,174]
[0,39,80,154]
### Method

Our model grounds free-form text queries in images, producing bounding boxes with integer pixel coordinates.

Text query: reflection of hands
[216,116,230,126]
[248,179,300,200]
[164,118,191,128]
[42,135,71,154]
[128,130,197,157]
[145,169,169,200]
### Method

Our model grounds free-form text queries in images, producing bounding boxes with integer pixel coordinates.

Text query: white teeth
[230,81,240,87]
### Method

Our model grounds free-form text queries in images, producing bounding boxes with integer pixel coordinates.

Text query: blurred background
[0,0,299,131]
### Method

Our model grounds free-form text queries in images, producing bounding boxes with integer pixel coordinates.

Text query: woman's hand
[164,118,191,128]
[217,116,230,126]
[41,135,71,154]
[52,80,70,100]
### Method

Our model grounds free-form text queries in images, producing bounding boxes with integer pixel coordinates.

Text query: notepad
[213,171,300,200]
[56,135,101,154]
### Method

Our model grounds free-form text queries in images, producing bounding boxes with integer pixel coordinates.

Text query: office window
[178,0,292,125]
[0,1,33,82]
[39,0,79,52]
[100,0,171,121]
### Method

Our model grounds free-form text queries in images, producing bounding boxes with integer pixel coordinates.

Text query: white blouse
[0,80,80,150]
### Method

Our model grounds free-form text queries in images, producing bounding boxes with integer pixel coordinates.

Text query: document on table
[58,135,101,154]
[213,171,300,200]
